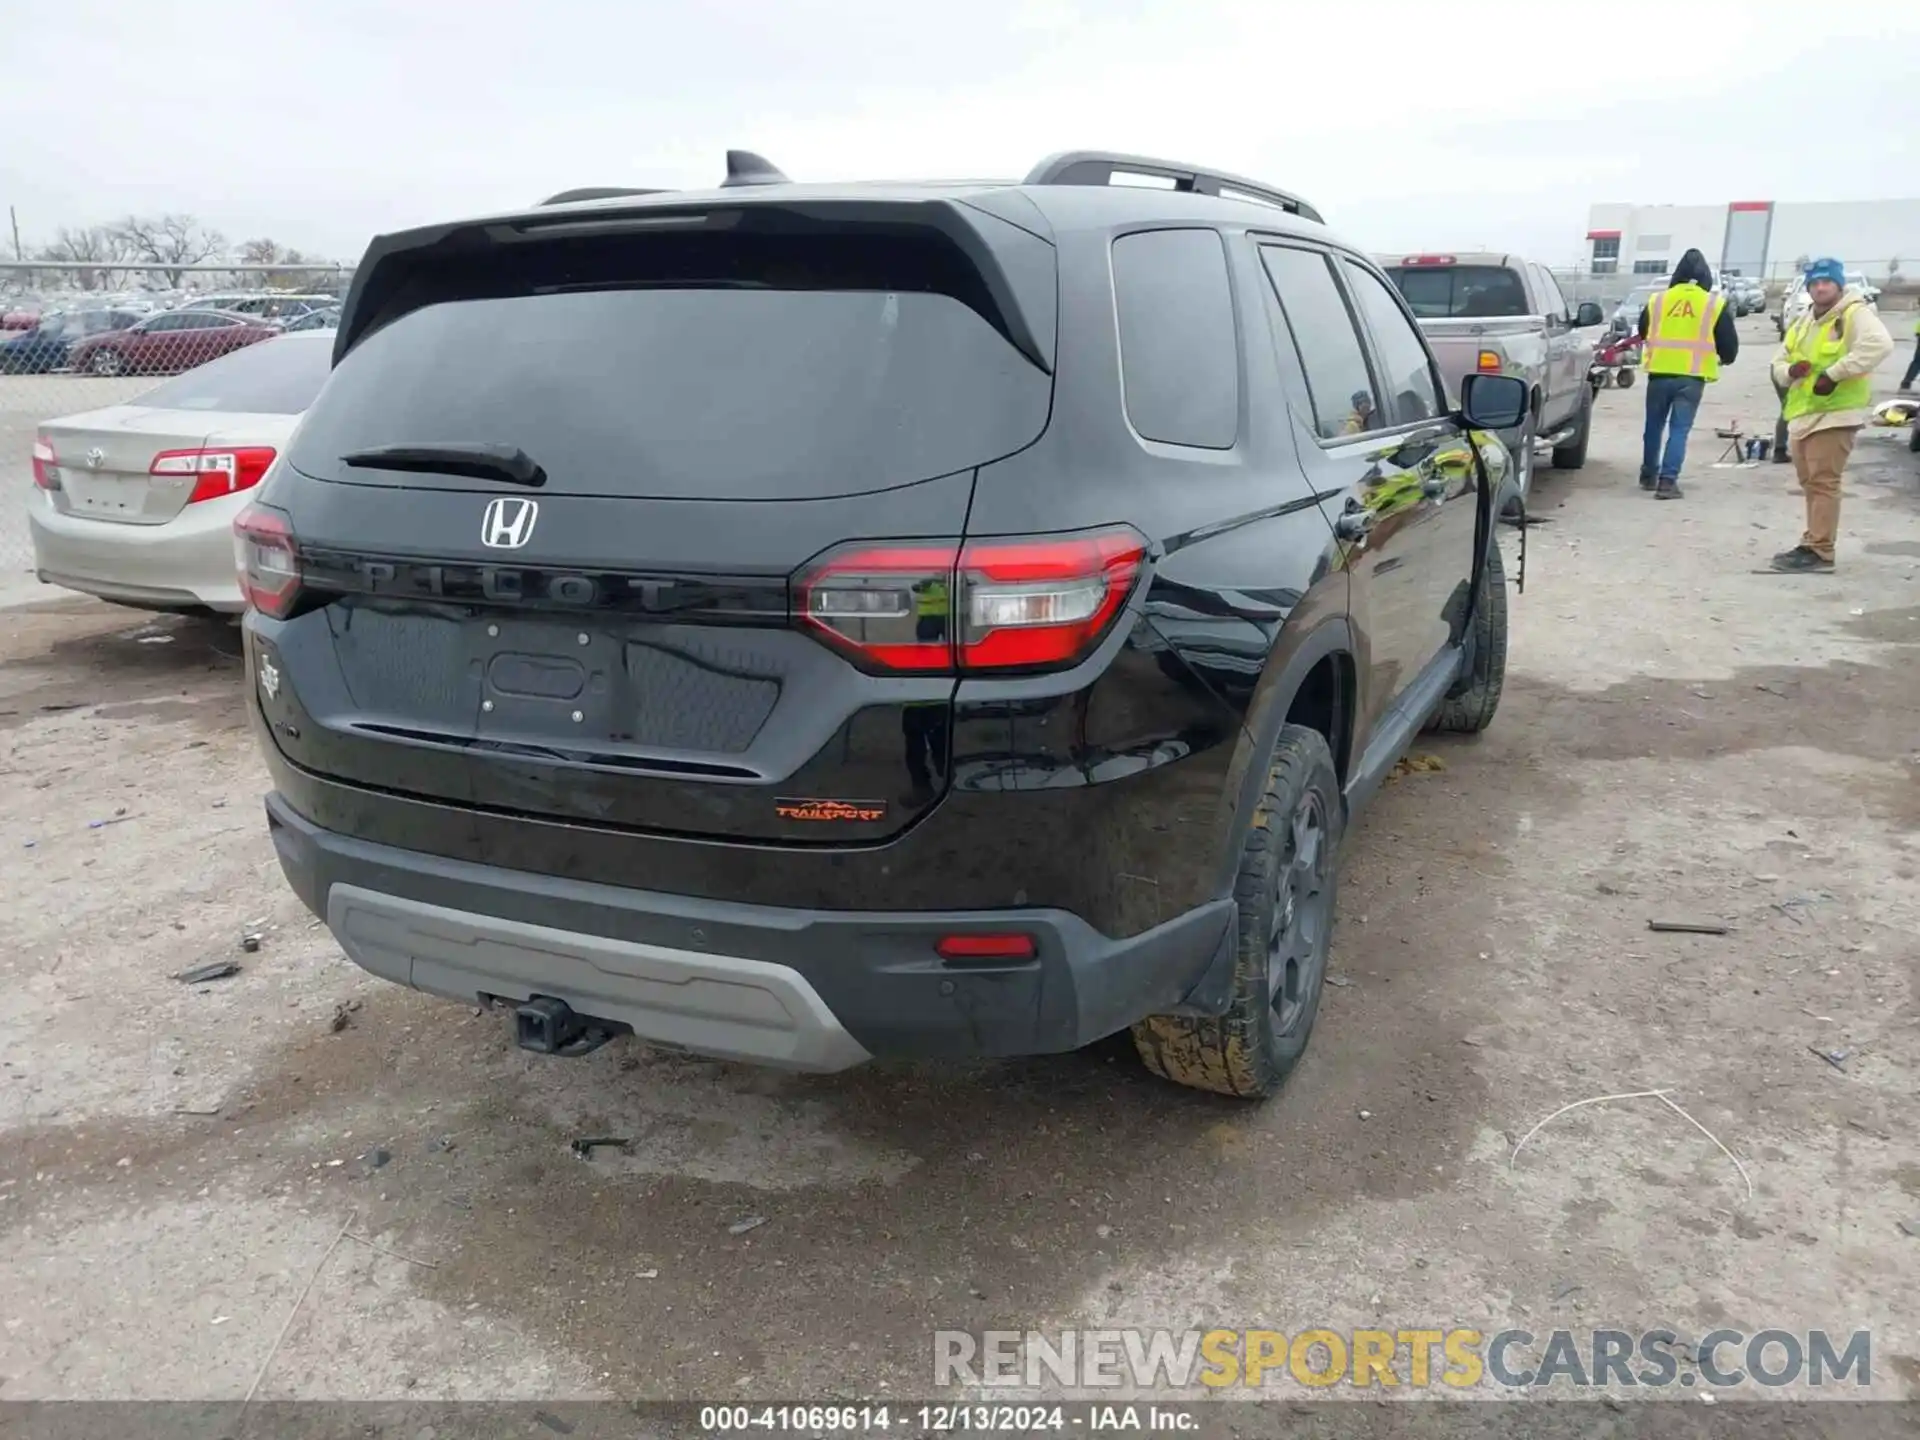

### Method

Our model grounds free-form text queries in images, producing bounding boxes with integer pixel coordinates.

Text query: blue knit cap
[1804,257,1846,286]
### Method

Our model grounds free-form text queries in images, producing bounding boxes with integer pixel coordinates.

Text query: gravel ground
[1,315,1916,1406]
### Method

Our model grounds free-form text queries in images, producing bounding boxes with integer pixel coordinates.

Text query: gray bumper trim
[326,884,872,1073]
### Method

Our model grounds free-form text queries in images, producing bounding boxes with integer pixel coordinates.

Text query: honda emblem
[480,496,539,550]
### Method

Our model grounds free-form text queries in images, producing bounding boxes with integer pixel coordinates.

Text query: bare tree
[237,236,287,266]
[34,226,131,290]
[107,213,228,286]
[232,237,338,291]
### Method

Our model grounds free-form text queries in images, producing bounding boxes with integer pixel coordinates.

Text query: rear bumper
[28,492,246,611]
[266,791,1234,1071]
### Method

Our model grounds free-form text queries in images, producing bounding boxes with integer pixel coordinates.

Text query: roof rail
[1023,151,1322,224]
[540,186,669,206]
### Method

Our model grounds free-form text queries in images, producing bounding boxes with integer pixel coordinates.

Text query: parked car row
[0,300,339,375]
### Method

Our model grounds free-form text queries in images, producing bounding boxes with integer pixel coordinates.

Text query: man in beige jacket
[1768,257,1894,572]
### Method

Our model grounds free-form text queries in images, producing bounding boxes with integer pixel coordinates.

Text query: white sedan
[27,332,332,613]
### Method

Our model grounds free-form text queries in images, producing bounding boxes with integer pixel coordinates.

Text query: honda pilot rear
[243,180,1241,1076]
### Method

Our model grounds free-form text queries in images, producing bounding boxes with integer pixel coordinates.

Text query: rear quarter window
[1110,228,1239,450]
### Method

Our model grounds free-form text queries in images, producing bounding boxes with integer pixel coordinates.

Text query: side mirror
[1459,373,1528,432]
[1574,301,1605,328]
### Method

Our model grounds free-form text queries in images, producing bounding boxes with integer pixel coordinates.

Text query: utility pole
[8,206,21,261]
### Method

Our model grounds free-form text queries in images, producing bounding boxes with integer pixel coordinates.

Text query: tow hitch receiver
[513,996,615,1057]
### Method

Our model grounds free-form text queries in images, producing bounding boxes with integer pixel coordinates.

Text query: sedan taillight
[795,525,1147,675]
[152,446,278,505]
[232,503,302,618]
[31,437,59,491]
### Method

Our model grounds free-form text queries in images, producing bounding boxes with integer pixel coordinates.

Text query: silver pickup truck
[1380,253,1605,510]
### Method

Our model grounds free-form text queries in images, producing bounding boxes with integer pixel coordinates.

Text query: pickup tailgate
[1406,317,1543,406]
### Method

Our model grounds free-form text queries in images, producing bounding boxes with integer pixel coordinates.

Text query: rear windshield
[291,236,1052,501]
[133,335,332,414]
[1384,265,1529,319]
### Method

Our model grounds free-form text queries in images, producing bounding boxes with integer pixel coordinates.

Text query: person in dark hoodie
[1635,248,1739,498]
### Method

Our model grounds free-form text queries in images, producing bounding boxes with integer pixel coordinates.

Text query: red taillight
[152,446,278,505]
[936,933,1036,961]
[31,437,59,491]
[794,526,1147,675]
[232,502,301,617]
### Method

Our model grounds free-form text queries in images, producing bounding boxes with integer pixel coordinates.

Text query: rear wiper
[339,442,546,488]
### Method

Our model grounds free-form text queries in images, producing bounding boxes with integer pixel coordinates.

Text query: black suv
[239,150,1526,1098]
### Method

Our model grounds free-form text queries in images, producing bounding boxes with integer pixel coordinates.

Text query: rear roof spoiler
[1024,150,1322,224]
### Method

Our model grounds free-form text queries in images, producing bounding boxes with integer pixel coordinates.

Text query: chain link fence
[1,261,351,588]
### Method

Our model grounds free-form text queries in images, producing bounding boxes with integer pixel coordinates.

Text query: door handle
[1333,506,1373,541]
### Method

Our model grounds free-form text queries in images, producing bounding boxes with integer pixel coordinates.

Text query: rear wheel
[89,348,124,377]
[1500,413,1536,519]
[1428,538,1508,734]
[1131,725,1343,1099]
[1552,385,1593,469]
[1616,368,1635,389]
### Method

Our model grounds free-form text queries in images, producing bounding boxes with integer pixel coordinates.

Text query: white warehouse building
[1582,199,1920,283]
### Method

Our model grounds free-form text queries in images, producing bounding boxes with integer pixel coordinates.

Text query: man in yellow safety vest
[1636,248,1739,498]
[1767,257,1893,572]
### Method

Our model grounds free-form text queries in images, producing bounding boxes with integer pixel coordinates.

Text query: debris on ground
[1510,1088,1753,1201]
[1808,1045,1851,1072]
[569,1136,631,1160]
[174,960,242,985]
[329,1003,354,1033]
[364,1146,392,1171]
[1898,1218,1920,1239]
[240,932,263,953]
[727,1215,769,1236]
[1647,918,1730,935]
[1390,754,1447,781]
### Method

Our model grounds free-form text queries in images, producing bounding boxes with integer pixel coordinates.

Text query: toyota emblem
[85,447,105,469]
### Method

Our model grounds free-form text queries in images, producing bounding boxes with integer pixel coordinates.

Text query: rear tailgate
[256,194,1058,845]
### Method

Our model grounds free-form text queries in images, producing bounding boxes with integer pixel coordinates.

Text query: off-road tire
[1428,539,1507,734]
[1131,725,1343,1099]
[1551,385,1592,469]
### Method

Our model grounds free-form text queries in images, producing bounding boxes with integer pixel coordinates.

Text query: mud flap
[1162,911,1238,1018]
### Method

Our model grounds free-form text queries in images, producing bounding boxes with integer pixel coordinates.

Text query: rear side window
[292,230,1053,501]
[1110,228,1238,449]
[1383,265,1529,319]
[1259,246,1379,441]
[134,336,332,414]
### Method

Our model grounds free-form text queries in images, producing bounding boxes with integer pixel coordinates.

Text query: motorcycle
[1588,327,1642,390]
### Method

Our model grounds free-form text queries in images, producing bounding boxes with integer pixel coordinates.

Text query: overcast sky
[5,0,1918,266]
